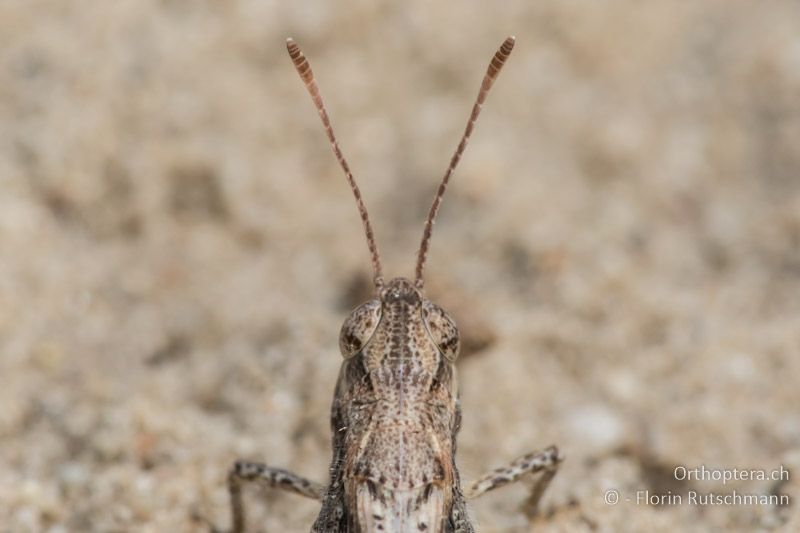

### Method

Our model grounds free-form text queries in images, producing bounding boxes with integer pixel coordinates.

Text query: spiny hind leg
[465,445,562,517]
[213,461,325,533]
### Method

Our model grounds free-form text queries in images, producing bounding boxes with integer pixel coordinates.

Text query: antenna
[414,36,516,288]
[286,38,384,288]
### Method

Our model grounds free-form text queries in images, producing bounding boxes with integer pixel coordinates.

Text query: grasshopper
[221,36,562,533]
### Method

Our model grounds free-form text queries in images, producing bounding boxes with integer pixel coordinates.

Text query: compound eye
[422,300,460,361]
[339,299,381,358]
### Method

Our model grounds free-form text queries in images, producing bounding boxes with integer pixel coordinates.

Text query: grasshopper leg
[219,460,325,533]
[465,445,562,517]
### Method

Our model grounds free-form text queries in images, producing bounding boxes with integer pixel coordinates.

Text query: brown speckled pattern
[339,300,382,358]
[313,278,469,532]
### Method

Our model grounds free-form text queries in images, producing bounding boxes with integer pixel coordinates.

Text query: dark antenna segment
[287,38,385,288]
[414,36,516,288]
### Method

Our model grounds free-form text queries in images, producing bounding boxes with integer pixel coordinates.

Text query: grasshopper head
[339,277,460,363]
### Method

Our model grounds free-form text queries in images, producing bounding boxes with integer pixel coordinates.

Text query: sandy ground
[2,1,800,532]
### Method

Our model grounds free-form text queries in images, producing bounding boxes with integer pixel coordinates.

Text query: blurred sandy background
[2,1,800,532]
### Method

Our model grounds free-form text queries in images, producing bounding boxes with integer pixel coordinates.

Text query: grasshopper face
[285,36,517,533]
[340,277,460,364]
[224,37,561,533]
[329,277,467,532]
